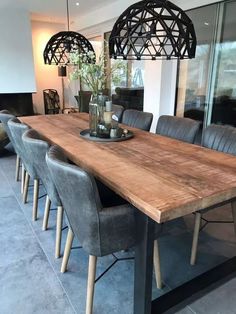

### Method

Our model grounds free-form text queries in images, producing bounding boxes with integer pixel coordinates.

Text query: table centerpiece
[70,47,125,138]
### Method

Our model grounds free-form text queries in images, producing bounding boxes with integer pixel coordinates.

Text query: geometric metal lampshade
[43,31,95,65]
[109,0,197,61]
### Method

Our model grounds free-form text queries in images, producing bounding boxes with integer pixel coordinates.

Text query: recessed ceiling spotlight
[76,2,80,6]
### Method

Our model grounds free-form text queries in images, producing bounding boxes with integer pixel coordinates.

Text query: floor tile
[189,276,236,314]
[0,170,13,197]
[164,306,196,314]
[0,254,75,314]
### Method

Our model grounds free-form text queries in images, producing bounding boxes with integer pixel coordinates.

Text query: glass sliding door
[175,4,218,124]
[210,1,236,126]
[176,0,236,131]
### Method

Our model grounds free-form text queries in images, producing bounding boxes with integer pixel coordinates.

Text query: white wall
[0,8,36,93]
[76,0,221,131]
[31,21,80,114]
[159,60,178,117]
[31,21,65,114]
[144,61,163,132]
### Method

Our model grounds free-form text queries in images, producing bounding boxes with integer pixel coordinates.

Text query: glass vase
[89,93,110,138]
[89,96,98,137]
[96,94,110,138]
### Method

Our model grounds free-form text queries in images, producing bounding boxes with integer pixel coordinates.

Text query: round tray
[80,129,134,142]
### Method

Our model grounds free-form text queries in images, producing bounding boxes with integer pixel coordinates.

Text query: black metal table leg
[134,211,162,314]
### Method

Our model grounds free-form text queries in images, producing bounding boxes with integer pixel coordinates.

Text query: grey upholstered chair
[156,115,201,143]
[0,110,10,151]
[0,110,21,182]
[46,145,136,314]
[0,123,9,152]
[8,118,40,221]
[153,115,201,288]
[121,109,153,131]
[190,124,236,265]
[22,129,64,258]
[112,104,124,122]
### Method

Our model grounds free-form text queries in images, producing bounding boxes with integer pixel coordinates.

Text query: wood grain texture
[20,114,236,223]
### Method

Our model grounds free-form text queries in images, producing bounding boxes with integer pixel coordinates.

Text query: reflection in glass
[176,5,217,124]
[211,1,236,126]
[104,31,145,91]
[104,31,144,111]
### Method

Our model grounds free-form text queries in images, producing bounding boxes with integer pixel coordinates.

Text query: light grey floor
[1,150,236,314]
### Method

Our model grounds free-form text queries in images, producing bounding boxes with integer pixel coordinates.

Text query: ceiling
[0,0,113,24]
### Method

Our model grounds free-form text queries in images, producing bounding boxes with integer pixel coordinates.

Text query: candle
[105,101,112,112]
[104,111,113,124]
[110,128,118,138]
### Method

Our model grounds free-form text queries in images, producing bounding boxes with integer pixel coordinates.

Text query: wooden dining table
[20,113,236,314]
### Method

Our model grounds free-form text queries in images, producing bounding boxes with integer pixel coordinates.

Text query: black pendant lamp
[109,0,197,60]
[43,0,95,66]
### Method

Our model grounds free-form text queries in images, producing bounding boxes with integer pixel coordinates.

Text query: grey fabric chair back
[0,110,16,145]
[8,118,37,178]
[22,129,61,205]
[121,109,153,131]
[156,115,201,143]
[46,146,135,257]
[112,104,124,122]
[202,124,236,155]
[46,145,104,255]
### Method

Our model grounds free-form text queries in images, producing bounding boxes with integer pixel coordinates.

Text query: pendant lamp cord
[66,0,70,31]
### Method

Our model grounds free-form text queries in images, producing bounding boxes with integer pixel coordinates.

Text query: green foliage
[70,47,126,96]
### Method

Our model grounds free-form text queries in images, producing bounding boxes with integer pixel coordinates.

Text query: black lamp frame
[44,31,95,65]
[109,0,197,61]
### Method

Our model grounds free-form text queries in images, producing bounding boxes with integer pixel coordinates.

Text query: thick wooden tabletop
[20,113,236,223]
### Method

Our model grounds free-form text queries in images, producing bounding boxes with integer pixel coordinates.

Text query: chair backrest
[156,115,201,143]
[8,118,37,178]
[121,109,153,131]
[22,129,61,205]
[0,110,15,144]
[46,145,103,256]
[78,90,92,113]
[43,89,60,114]
[112,104,124,122]
[202,124,236,155]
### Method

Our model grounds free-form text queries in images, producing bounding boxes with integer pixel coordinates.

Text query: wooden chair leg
[190,212,202,265]
[21,164,26,194]
[55,206,64,259]
[231,201,236,236]
[23,172,30,203]
[15,155,20,182]
[61,228,74,273]
[32,179,39,221]
[42,196,51,231]
[86,255,97,314]
[153,240,162,289]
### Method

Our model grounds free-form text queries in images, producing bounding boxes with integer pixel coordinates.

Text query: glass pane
[211,1,236,126]
[110,59,145,93]
[104,31,144,111]
[131,60,144,87]
[176,4,218,124]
